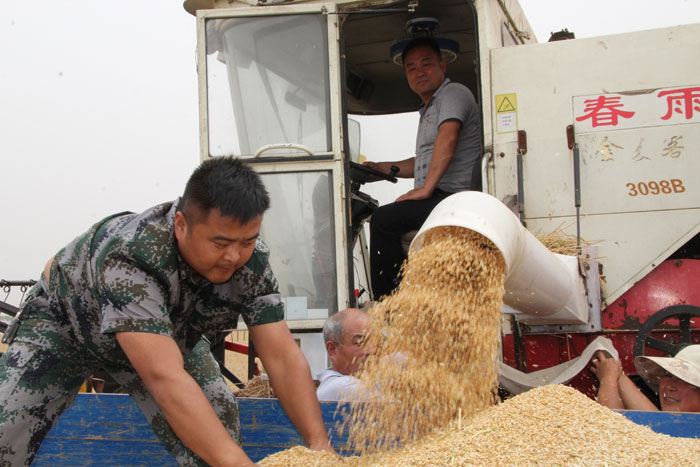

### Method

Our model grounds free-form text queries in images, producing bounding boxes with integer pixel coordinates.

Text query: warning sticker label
[496,94,517,113]
[495,93,518,133]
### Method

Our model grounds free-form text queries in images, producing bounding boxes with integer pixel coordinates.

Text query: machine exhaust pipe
[409,191,590,324]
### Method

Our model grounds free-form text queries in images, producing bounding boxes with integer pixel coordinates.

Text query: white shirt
[316,369,365,401]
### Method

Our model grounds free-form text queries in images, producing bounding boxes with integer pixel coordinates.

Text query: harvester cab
[185,0,500,375]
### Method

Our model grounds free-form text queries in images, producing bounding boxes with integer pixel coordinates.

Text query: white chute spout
[409,192,592,325]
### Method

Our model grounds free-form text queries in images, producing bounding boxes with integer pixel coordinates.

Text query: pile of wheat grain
[340,226,507,453]
[259,384,700,466]
[258,445,340,467]
[234,375,274,398]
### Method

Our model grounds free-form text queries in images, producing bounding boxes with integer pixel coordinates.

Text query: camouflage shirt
[45,200,283,365]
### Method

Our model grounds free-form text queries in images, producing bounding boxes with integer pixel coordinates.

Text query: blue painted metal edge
[618,409,700,439]
[34,394,700,465]
[36,394,356,464]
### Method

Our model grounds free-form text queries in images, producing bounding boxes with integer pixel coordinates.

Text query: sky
[2,0,700,307]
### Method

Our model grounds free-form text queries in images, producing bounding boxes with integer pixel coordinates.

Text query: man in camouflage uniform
[0,157,333,466]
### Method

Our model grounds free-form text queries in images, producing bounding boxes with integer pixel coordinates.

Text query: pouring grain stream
[341,226,507,453]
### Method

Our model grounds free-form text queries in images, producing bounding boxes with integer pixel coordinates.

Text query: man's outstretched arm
[363,158,415,178]
[249,321,334,452]
[116,332,255,467]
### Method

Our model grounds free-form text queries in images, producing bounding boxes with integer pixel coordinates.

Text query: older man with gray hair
[316,308,373,401]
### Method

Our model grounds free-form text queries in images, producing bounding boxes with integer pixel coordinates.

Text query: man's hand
[396,186,433,202]
[590,350,626,410]
[590,350,622,384]
[308,439,335,453]
[362,161,387,173]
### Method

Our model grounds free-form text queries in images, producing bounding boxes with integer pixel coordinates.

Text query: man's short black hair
[181,156,270,225]
[401,37,442,64]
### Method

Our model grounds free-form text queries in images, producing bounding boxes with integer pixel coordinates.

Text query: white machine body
[183,0,700,376]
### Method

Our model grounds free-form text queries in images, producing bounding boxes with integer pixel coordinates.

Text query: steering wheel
[349,161,398,185]
[633,304,700,359]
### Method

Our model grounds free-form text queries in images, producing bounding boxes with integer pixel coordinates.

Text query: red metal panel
[603,259,700,329]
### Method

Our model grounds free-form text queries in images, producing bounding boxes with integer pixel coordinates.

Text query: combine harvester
[22,0,700,463]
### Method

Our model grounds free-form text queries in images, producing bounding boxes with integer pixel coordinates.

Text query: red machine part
[225,340,260,376]
[603,259,700,329]
[502,259,700,398]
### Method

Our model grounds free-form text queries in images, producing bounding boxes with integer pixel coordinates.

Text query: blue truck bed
[33,394,700,465]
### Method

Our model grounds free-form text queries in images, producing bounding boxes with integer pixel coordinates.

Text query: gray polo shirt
[414,78,482,192]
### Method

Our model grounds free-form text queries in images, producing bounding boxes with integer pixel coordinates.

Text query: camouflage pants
[0,284,240,466]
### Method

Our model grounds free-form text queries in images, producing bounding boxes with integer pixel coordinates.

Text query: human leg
[109,338,240,466]
[369,195,447,298]
[0,303,93,466]
[184,339,241,442]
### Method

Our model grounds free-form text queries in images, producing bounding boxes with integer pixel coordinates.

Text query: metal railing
[1,279,36,331]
